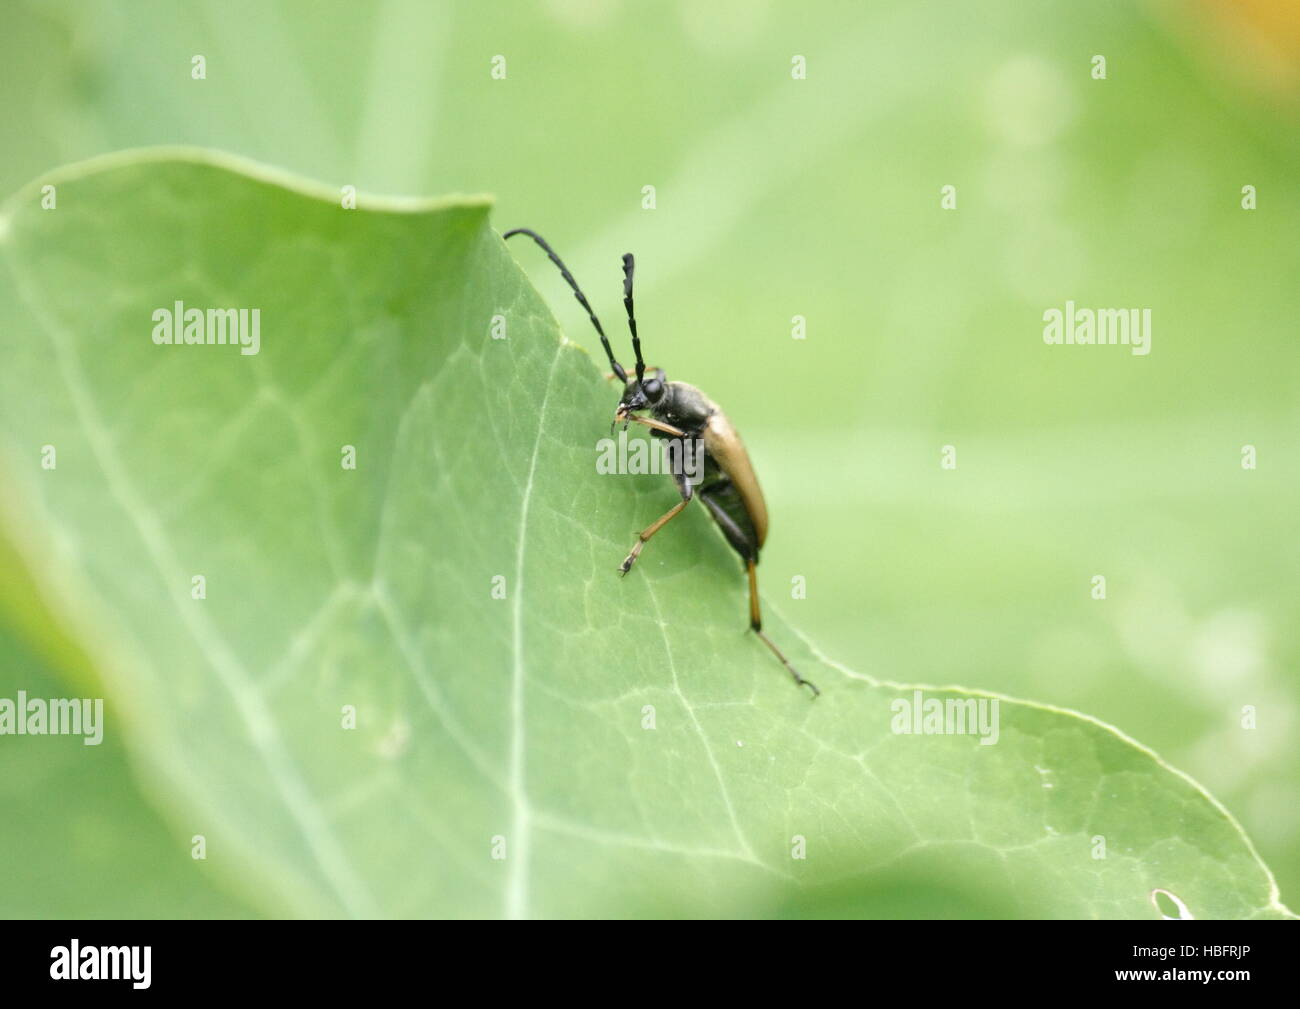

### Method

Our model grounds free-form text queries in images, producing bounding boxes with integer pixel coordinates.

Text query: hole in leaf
[1151,888,1194,920]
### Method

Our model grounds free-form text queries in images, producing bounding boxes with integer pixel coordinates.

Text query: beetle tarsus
[753,626,819,698]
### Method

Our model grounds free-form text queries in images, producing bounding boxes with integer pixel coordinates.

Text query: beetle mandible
[504,228,818,697]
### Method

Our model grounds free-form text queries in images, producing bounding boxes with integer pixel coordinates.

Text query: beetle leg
[747,560,819,697]
[605,366,657,381]
[621,414,689,438]
[619,498,690,575]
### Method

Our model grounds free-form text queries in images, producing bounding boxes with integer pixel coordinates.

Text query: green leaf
[0,149,1291,919]
[0,616,260,918]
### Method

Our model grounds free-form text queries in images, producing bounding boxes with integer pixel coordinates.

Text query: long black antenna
[621,253,645,387]
[503,228,626,382]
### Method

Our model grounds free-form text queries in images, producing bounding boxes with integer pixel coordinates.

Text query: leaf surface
[0,150,1290,919]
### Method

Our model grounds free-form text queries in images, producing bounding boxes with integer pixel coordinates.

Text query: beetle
[504,228,818,697]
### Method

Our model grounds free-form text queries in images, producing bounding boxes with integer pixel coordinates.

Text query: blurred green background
[1,0,1296,913]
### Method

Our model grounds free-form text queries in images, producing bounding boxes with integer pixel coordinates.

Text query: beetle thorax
[654,380,717,431]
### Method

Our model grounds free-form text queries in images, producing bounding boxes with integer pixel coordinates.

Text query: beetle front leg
[616,413,689,438]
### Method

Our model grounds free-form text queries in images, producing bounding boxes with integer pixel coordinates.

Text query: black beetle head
[618,368,666,415]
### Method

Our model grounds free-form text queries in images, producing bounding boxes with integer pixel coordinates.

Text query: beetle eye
[643,378,663,399]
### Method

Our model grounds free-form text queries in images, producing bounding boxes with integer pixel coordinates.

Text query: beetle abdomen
[654,381,770,555]
[702,411,768,550]
[699,479,761,561]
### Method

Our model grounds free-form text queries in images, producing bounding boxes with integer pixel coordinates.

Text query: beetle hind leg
[747,560,819,697]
